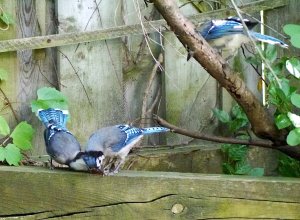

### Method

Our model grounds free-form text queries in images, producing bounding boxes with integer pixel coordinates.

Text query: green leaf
[275,114,292,129]
[235,162,252,175]
[265,44,277,63]
[0,116,10,136]
[227,145,248,161]
[0,147,5,161]
[222,163,235,174]
[31,87,68,113]
[290,33,300,49]
[0,12,14,25]
[284,24,300,36]
[291,93,300,108]
[283,24,300,49]
[0,68,8,81]
[248,168,264,176]
[278,154,300,177]
[10,121,34,150]
[229,119,248,133]
[287,112,300,128]
[212,108,230,123]
[286,58,300,78]
[4,144,22,166]
[287,128,300,146]
[37,87,67,101]
[31,99,68,113]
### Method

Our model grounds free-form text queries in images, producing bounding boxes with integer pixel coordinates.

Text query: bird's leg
[49,158,54,170]
[110,157,125,174]
[102,157,115,175]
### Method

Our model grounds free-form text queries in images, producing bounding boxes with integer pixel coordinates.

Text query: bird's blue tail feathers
[249,31,288,48]
[142,127,170,135]
[38,108,69,130]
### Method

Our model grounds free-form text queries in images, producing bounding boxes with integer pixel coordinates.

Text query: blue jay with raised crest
[85,124,170,175]
[189,16,288,60]
[37,108,105,171]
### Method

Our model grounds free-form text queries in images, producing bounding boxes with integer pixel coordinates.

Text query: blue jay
[37,108,105,171]
[85,124,170,175]
[189,16,288,60]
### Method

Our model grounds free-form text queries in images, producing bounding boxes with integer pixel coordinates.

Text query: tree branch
[152,0,286,143]
[154,115,300,160]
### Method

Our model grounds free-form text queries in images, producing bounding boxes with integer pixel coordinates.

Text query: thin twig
[0,87,19,123]
[141,53,163,127]
[57,49,92,106]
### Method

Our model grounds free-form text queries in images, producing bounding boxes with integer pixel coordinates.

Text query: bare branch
[154,115,300,160]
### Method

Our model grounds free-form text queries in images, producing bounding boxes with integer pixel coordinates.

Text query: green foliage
[284,24,300,49]
[286,58,300,79]
[213,104,264,176]
[31,87,68,113]
[0,11,14,25]
[0,68,8,81]
[10,122,34,150]
[0,116,10,135]
[0,118,34,166]
[246,43,300,147]
[287,128,300,146]
[278,154,300,177]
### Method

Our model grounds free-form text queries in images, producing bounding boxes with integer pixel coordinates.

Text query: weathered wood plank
[0,166,299,219]
[0,0,288,53]
[57,0,124,144]
[16,0,58,156]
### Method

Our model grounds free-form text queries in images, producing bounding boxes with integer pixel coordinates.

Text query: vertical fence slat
[57,0,124,145]
[164,3,218,145]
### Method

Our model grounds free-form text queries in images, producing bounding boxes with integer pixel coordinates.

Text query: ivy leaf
[0,68,8,81]
[287,112,300,128]
[0,147,5,161]
[10,121,34,150]
[287,128,300,146]
[212,108,230,123]
[0,116,10,136]
[286,58,300,79]
[248,168,264,176]
[275,114,292,129]
[291,93,300,108]
[0,12,14,25]
[283,24,300,49]
[31,87,68,112]
[4,144,22,166]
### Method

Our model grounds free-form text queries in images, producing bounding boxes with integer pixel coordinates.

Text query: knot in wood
[171,203,184,214]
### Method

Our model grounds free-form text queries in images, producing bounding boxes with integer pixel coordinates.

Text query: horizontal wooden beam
[0,166,299,219]
[0,0,288,53]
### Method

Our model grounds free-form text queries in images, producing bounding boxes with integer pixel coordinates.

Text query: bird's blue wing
[199,19,244,40]
[110,124,143,152]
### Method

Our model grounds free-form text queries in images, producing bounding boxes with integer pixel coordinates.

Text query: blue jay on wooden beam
[37,108,104,172]
[84,124,170,175]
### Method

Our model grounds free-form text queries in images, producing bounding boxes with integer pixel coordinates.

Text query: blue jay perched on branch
[37,108,104,171]
[84,124,170,175]
[189,16,288,60]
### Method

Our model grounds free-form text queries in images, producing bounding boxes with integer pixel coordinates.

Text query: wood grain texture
[0,166,299,219]
[57,0,124,145]
[164,2,218,145]
[16,0,58,156]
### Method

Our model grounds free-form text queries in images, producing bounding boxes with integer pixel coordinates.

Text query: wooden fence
[0,0,298,157]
